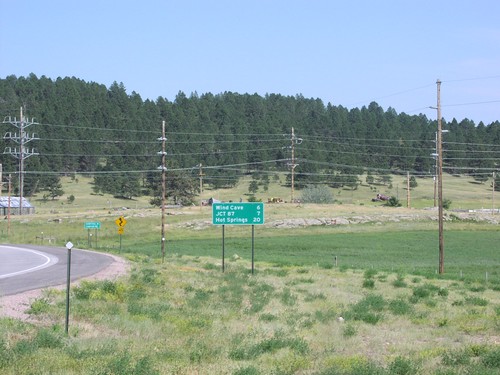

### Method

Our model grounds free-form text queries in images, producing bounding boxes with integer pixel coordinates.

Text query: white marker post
[65,241,73,335]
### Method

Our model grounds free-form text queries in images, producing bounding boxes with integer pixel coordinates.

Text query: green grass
[153,230,499,283]
[1,257,499,374]
[1,174,500,374]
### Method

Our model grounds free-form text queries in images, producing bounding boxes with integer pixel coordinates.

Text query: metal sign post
[84,222,101,248]
[212,203,264,273]
[65,241,74,335]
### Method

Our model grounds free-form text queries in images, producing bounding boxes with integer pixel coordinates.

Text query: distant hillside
[1,74,499,197]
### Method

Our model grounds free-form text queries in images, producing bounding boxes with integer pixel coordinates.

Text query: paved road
[0,244,114,296]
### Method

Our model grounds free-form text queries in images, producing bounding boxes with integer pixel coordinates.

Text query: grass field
[0,174,499,374]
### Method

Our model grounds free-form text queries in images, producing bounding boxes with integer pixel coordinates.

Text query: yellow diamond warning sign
[115,216,127,227]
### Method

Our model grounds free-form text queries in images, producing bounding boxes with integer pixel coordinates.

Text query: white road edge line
[0,247,58,279]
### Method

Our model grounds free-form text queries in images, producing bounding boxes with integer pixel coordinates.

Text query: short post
[334,256,338,267]
[65,241,74,335]
[251,225,255,274]
[222,225,225,272]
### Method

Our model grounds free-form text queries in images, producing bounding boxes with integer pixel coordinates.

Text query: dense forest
[1,74,499,203]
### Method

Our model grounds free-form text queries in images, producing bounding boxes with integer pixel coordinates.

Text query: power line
[443,99,500,108]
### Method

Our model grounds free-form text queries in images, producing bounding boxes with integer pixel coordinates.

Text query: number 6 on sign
[118,227,124,235]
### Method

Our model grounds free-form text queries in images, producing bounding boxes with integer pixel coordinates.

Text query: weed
[139,268,161,284]
[314,308,338,324]
[189,341,218,364]
[437,318,448,327]
[127,301,171,320]
[34,327,64,349]
[98,353,159,375]
[280,288,297,306]
[26,298,51,315]
[248,282,275,313]
[364,269,378,279]
[411,283,440,302]
[73,280,126,302]
[344,294,385,324]
[272,353,310,374]
[392,275,407,288]
[318,359,385,375]
[304,292,327,302]
[342,323,357,338]
[442,348,472,366]
[259,313,277,322]
[469,285,487,293]
[437,287,449,297]
[362,278,375,289]
[233,366,260,375]
[12,339,37,356]
[229,332,308,360]
[388,298,411,316]
[203,262,219,270]
[481,346,500,368]
[465,296,488,306]
[265,268,289,277]
[0,338,11,367]
[388,356,419,375]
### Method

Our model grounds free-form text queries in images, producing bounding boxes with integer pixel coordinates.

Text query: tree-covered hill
[1,74,499,202]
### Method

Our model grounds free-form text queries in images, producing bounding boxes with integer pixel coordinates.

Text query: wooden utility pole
[159,120,167,263]
[436,79,445,274]
[406,171,410,208]
[433,132,437,207]
[288,127,302,203]
[7,174,11,236]
[493,172,496,213]
[291,127,296,203]
[199,163,204,195]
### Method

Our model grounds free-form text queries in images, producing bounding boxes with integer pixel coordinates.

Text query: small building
[0,196,35,215]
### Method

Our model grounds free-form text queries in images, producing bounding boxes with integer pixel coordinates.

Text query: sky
[1,0,499,125]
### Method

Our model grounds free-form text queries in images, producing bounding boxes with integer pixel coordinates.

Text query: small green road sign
[212,202,264,225]
[84,222,101,229]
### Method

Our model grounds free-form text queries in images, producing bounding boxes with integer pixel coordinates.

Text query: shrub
[385,196,402,207]
[442,348,472,366]
[27,298,51,315]
[392,275,407,288]
[481,346,500,368]
[465,297,488,306]
[0,339,11,367]
[34,328,64,349]
[280,288,297,306]
[344,294,385,325]
[362,279,375,289]
[342,323,358,338]
[233,366,260,375]
[388,299,412,316]
[388,356,419,375]
[229,333,308,360]
[300,185,334,204]
[443,199,452,210]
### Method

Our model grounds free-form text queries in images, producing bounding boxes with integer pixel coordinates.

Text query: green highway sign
[84,222,101,229]
[212,202,264,225]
